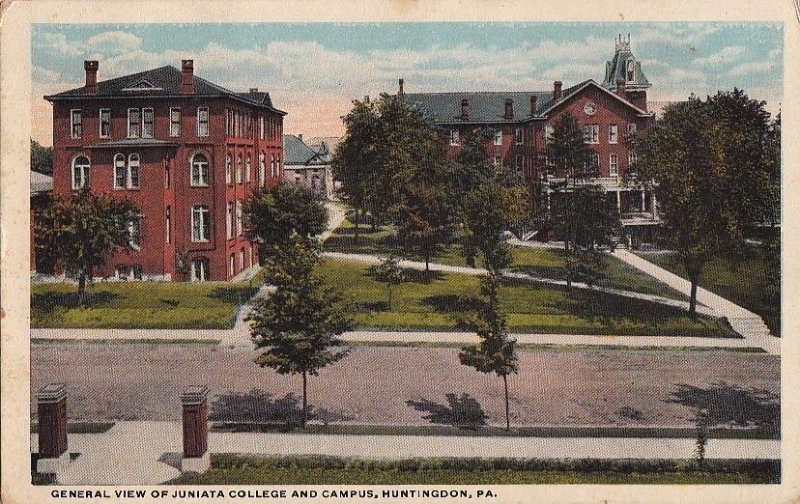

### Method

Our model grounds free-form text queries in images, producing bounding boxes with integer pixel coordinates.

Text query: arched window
[191,257,209,282]
[236,155,243,184]
[258,153,266,187]
[225,155,232,185]
[191,154,209,187]
[191,204,210,242]
[114,154,126,189]
[245,155,252,183]
[72,155,90,190]
[128,153,140,189]
[626,60,635,82]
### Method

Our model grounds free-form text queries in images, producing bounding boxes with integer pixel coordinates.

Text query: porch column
[37,384,70,474]
[181,385,210,473]
[615,190,621,213]
[651,193,658,219]
[640,190,646,212]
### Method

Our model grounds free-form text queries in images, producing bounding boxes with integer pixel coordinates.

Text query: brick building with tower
[401,35,660,244]
[44,59,286,281]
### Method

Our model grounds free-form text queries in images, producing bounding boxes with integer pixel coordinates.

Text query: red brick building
[401,36,659,243]
[45,60,285,281]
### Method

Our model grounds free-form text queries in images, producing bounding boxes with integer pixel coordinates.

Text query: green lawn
[318,259,734,337]
[323,218,686,301]
[167,455,779,485]
[636,252,780,336]
[30,282,257,329]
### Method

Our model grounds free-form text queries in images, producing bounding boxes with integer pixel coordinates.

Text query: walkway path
[613,249,780,355]
[31,421,780,485]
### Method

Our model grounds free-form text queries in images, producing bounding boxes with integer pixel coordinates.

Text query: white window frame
[190,153,210,187]
[239,249,245,271]
[71,155,90,190]
[236,155,243,184]
[226,202,234,239]
[170,107,181,137]
[449,129,460,146]
[545,124,554,144]
[236,200,243,236]
[191,205,210,242]
[127,108,140,138]
[99,108,111,138]
[114,153,126,189]
[245,155,252,183]
[197,107,209,137]
[127,216,142,250]
[626,60,635,82]
[627,123,637,136]
[583,124,600,144]
[629,151,637,167]
[258,153,266,187]
[610,153,619,176]
[493,155,502,168]
[514,127,524,145]
[225,155,233,185]
[141,108,154,138]
[493,129,502,146]
[127,153,140,189]
[609,124,618,144]
[229,254,235,277]
[70,109,82,139]
[190,257,209,282]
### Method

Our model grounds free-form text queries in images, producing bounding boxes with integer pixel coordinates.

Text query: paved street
[31,343,779,431]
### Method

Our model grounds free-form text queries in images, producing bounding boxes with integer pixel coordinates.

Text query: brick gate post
[180,385,209,473]
[36,383,69,474]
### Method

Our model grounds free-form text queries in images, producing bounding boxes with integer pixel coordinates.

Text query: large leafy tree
[34,189,138,305]
[247,239,353,428]
[31,139,53,175]
[243,183,328,263]
[635,89,776,315]
[459,272,518,431]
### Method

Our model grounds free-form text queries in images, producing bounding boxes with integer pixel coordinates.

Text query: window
[226,202,234,239]
[128,217,141,250]
[259,117,265,140]
[276,156,281,176]
[545,124,554,144]
[610,154,619,176]
[449,129,460,146]
[127,109,140,138]
[609,124,618,144]
[493,156,502,168]
[626,60,635,82]
[236,200,243,236]
[515,127,524,145]
[515,155,523,172]
[225,155,232,185]
[583,124,599,144]
[127,153,140,188]
[191,205,210,242]
[99,109,111,137]
[628,151,638,167]
[239,248,245,271]
[271,155,276,178]
[627,123,637,136]
[493,129,502,146]
[142,108,154,138]
[236,155,243,184]
[132,264,143,280]
[197,107,209,136]
[114,154,126,188]
[245,155,251,183]
[116,265,129,280]
[591,152,600,171]
[258,153,266,187]
[191,154,209,187]
[229,254,235,276]
[70,109,82,138]
[165,206,171,244]
[72,155,90,189]
[190,257,209,282]
[170,107,181,137]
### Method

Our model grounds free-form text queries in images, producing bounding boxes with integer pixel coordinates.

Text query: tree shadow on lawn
[406,393,489,430]
[400,268,444,284]
[31,290,117,311]
[422,294,483,313]
[209,388,351,427]
[207,286,260,304]
[665,382,780,435]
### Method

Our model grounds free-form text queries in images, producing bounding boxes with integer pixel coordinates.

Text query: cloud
[85,31,143,55]
[32,66,61,83]
[692,46,745,66]
[725,46,781,78]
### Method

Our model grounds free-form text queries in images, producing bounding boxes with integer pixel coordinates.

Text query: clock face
[584,102,597,116]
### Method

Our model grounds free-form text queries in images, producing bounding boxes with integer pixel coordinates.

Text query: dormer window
[626,60,635,82]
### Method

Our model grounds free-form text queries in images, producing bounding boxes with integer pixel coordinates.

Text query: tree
[31,139,53,175]
[243,183,328,263]
[368,255,406,310]
[34,189,138,305]
[635,89,775,315]
[247,238,353,428]
[459,272,518,431]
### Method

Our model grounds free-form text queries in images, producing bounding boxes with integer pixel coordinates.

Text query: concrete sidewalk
[31,421,780,485]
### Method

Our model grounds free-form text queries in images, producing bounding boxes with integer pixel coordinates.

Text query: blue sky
[31,22,783,145]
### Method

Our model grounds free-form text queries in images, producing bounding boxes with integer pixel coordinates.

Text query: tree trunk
[502,374,510,431]
[77,269,88,306]
[689,276,698,318]
[301,370,308,429]
[353,208,361,244]
[370,213,377,233]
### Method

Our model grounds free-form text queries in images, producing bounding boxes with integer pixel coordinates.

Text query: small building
[30,171,53,274]
[282,134,334,200]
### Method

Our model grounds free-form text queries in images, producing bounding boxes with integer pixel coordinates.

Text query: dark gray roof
[31,171,53,194]
[87,138,180,149]
[45,65,285,113]
[602,46,651,90]
[283,134,325,165]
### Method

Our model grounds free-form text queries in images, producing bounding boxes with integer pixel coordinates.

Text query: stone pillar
[181,386,209,473]
[37,384,69,474]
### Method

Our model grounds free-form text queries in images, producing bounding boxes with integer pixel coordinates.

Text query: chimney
[504,98,514,119]
[298,133,303,142]
[461,98,469,120]
[180,60,194,95]
[553,81,563,102]
[616,78,625,97]
[249,87,258,93]
[530,95,538,116]
[398,78,404,96]
[84,60,99,95]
